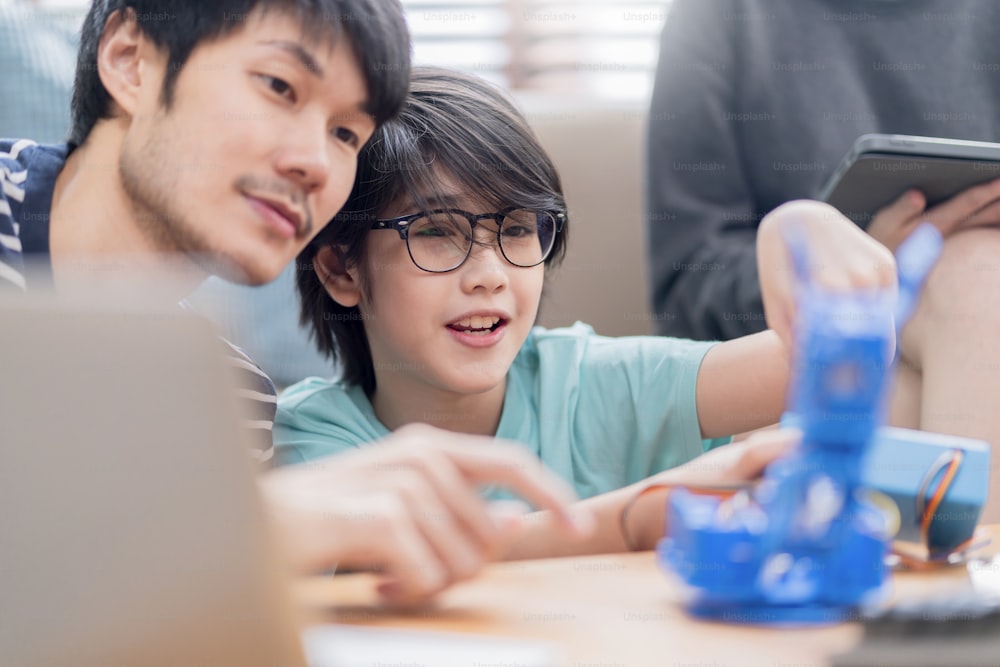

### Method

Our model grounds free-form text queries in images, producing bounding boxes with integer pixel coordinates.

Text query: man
[0,0,591,604]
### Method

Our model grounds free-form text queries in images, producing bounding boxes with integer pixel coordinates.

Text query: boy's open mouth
[447,315,506,334]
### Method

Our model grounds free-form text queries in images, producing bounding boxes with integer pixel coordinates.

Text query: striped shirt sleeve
[221,338,279,463]
[0,140,29,290]
[178,299,279,462]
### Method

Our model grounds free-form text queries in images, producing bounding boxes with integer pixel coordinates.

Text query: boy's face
[358,185,546,400]
[119,10,375,284]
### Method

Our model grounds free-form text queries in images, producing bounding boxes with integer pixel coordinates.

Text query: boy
[276,68,897,559]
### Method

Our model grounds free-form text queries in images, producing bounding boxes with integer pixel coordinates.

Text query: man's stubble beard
[118,119,244,280]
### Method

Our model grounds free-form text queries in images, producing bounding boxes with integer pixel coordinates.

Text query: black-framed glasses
[372,207,566,273]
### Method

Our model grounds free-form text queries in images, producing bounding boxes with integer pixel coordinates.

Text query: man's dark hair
[68,0,410,149]
[298,66,569,396]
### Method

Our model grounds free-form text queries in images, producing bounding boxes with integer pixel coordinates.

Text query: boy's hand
[652,426,798,488]
[624,428,800,551]
[259,423,594,605]
[757,200,897,350]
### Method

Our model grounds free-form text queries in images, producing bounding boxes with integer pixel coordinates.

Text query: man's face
[120,11,375,284]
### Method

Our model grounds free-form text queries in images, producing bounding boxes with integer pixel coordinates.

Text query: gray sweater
[646,0,1000,340]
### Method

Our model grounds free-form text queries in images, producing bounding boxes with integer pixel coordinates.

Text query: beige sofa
[518,94,653,337]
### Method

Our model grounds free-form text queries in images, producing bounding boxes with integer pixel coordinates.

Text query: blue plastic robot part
[657,222,987,624]
[660,286,896,624]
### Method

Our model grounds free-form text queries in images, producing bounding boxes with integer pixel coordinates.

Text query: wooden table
[296,532,1000,667]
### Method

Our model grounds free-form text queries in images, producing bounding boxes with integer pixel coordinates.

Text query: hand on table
[259,423,594,605]
[623,428,801,551]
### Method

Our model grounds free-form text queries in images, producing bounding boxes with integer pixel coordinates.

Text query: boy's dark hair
[298,66,569,396]
[69,0,410,149]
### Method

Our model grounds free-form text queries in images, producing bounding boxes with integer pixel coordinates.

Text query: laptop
[0,292,308,667]
[0,291,558,667]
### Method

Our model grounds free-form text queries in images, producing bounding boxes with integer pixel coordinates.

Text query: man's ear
[97,8,161,119]
[314,246,363,308]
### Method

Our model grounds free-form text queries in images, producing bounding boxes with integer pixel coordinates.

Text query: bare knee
[924,227,1000,313]
[900,227,1000,361]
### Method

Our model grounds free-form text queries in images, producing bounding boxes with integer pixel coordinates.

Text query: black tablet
[818,134,1000,226]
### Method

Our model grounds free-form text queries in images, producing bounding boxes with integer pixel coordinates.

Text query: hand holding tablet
[821,134,1000,250]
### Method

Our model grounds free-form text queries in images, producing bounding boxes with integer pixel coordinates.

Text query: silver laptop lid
[0,293,306,667]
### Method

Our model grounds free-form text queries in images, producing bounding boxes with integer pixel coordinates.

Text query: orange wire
[919,449,964,555]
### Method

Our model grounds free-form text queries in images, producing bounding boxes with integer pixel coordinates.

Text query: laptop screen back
[0,295,306,667]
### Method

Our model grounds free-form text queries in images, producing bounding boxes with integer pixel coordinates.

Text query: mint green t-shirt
[274,322,731,500]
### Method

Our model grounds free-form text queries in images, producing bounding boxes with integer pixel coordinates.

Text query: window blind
[33,0,673,99]
[402,0,672,98]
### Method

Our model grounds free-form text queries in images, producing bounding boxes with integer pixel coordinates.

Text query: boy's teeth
[455,315,501,330]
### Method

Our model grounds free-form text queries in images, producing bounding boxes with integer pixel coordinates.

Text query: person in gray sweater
[646,0,1000,521]
[647,0,1000,339]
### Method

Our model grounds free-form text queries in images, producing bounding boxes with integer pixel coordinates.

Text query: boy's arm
[694,330,789,439]
[502,430,798,560]
[688,200,899,440]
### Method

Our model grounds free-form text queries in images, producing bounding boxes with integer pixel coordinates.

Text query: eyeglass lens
[406,209,557,272]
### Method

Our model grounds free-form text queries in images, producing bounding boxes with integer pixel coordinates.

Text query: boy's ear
[314,246,363,308]
[97,8,161,118]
